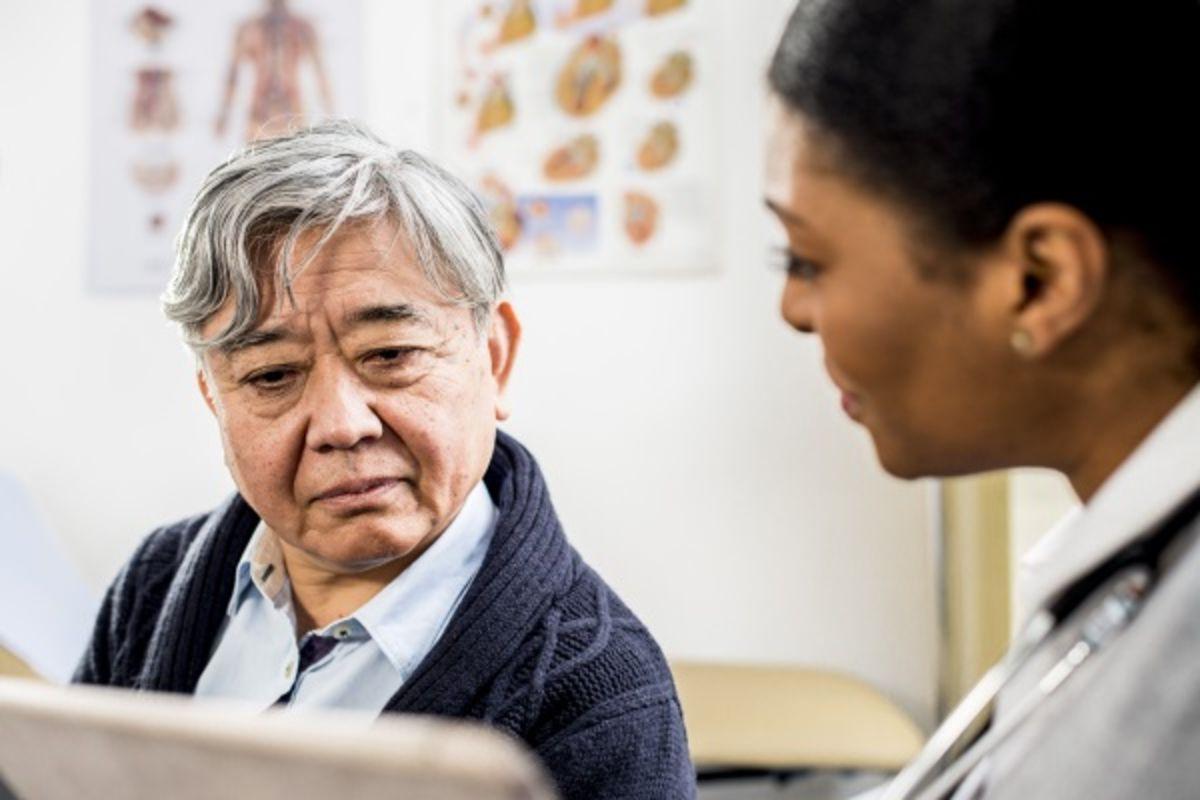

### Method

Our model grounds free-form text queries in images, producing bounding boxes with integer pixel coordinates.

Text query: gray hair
[163,119,505,352]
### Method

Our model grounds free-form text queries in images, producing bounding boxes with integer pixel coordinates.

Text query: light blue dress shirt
[194,482,497,713]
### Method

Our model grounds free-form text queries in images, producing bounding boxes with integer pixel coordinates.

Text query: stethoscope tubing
[894,568,1148,800]
[878,611,1054,800]
[878,478,1200,800]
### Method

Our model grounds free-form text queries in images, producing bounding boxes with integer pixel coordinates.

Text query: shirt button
[334,626,350,639]
[284,661,295,679]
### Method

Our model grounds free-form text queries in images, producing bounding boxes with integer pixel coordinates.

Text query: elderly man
[75,121,694,799]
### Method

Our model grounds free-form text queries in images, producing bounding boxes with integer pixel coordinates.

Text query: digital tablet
[0,677,556,800]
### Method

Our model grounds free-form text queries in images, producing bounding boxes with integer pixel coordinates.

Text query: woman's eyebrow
[764,197,807,229]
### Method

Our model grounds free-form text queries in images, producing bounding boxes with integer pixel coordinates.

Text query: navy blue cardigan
[74,432,695,799]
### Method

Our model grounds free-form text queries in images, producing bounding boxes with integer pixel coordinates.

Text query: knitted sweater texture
[74,432,696,799]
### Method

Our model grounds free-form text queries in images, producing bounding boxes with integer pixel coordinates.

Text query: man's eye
[366,347,418,366]
[246,368,297,390]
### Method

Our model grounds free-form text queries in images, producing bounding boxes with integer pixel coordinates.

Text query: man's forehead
[201,220,476,356]
[219,299,437,354]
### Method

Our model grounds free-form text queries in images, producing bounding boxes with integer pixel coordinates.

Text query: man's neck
[276,540,413,635]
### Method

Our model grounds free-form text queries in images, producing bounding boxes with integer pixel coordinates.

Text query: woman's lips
[823,360,863,421]
[840,391,863,420]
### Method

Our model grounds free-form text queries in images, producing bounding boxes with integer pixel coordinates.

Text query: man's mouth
[313,477,403,504]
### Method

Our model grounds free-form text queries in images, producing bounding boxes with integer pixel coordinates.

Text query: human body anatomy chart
[90,1,362,292]
[438,0,717,274]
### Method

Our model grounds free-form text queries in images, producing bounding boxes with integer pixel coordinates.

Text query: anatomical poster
[437,0,718,274]
[89,1,364,293]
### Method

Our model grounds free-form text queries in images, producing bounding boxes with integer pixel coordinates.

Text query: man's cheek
[226,425,289,492]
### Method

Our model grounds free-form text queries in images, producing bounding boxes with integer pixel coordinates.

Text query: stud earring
[1010,328,1035,357]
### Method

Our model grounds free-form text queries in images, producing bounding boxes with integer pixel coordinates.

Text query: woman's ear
[1001,203,1109,358]
[488,301,522,421]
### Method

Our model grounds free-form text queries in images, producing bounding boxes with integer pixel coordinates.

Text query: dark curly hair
[768,0,1200,319]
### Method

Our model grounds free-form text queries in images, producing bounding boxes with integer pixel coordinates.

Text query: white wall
[0,0,938,728]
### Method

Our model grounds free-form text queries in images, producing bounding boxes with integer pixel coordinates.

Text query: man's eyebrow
[764,198,807,229]
[345,303,432,328]
[217,305,430,355]
[219,327,295,356]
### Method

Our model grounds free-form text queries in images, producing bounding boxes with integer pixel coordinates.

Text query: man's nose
[780,276,816,334]
[303,366,383,452]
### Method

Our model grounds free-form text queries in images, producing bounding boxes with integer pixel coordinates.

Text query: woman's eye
[772,247,821,281]
[791,257,820,281]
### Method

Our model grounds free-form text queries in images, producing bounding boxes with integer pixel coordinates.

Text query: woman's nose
[780,276,816,334]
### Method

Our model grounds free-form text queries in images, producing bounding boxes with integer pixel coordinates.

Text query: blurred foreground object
[0,677,556,800]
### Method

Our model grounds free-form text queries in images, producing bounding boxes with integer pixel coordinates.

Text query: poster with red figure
[89,1,364,293]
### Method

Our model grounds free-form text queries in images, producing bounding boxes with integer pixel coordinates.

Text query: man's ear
[197,362,219,417]
[1000,203,1109,358]
[488,301,522,421]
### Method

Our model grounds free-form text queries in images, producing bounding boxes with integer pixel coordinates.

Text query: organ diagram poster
[89,1,364,293]
[437,0,718,274]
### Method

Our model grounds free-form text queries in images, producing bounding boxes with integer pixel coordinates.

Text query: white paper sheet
[0,474,98,683]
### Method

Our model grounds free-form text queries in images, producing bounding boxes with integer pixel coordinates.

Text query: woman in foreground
[765,1,1200,798]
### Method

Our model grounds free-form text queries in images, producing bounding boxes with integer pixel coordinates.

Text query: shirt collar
[228,520,291,616]
[352,480,497,676]
[1018,382,1200,619]
[225,481,497,676]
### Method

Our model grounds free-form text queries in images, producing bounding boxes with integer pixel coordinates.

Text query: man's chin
[297,520,436,575]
